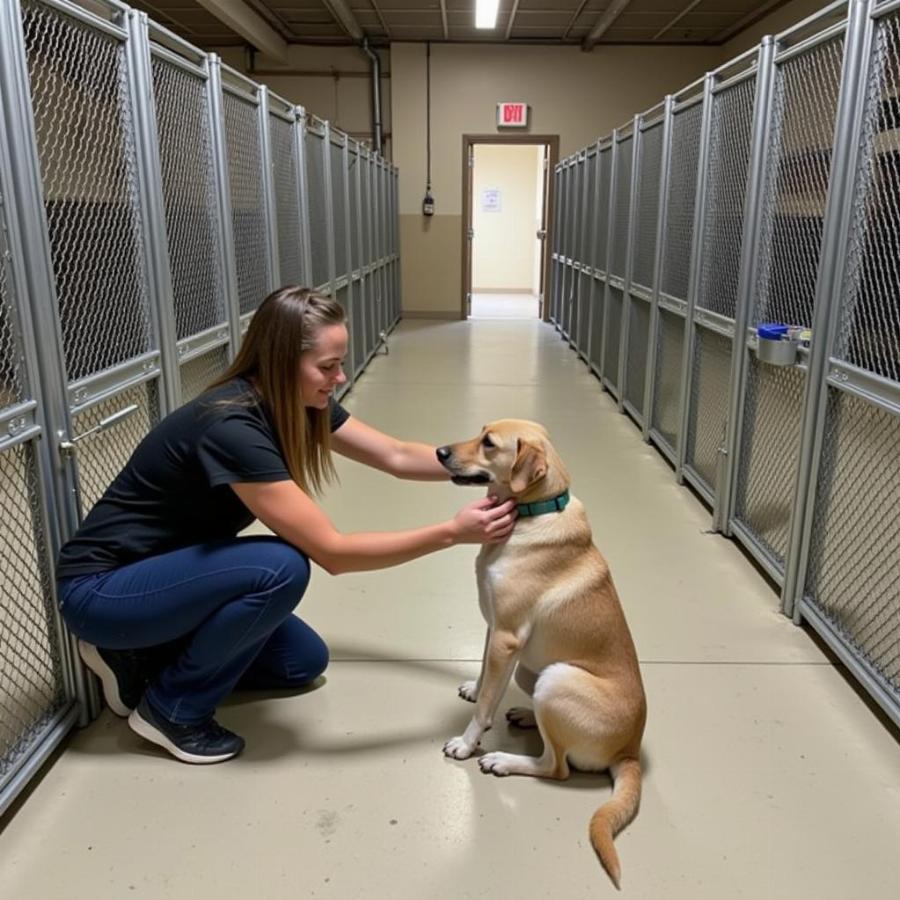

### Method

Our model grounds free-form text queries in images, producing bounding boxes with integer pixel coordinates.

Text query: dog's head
[436,419,569,499]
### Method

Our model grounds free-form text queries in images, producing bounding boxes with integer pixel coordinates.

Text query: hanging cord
[426,41,432,191]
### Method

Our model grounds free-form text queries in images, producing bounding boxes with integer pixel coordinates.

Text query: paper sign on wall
[481,188,502,212]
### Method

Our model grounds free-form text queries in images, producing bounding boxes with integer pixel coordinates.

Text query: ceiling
[132,0,796,49]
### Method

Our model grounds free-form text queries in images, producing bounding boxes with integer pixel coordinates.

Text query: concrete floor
[2,318,899,899]
[470,292,540,318]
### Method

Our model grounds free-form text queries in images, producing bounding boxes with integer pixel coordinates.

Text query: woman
[56,287,516,765]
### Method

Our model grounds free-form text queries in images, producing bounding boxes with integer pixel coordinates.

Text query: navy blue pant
[58,536,327,724]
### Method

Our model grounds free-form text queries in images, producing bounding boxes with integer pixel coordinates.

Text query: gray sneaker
[128,696,245,764]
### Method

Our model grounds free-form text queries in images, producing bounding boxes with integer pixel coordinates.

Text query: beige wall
[214,45,390,156]
[393,42,724,316]
[472,145,543,293]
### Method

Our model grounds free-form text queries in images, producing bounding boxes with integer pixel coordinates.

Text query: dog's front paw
[478,751,516,776]
[457,680,478,703]
[443,736,477,760]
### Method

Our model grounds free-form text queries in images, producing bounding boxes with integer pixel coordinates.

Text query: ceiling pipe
[505,0,521,40]
[194,0,288,62]
[582,0,634,51]
[653,0,703,41]
[320,0,365,41]
[360,38,383,155]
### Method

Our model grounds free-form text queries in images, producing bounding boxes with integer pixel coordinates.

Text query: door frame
[461,134,559,322]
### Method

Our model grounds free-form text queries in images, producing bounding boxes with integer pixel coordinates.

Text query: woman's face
[300,323,349,409]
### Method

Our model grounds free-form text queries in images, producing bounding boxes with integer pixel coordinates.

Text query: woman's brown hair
[208,286,347,495]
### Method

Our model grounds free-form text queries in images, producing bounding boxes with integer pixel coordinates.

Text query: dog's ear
[510,439,547,494]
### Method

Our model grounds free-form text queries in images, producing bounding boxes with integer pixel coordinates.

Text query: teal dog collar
[516,490,570,518]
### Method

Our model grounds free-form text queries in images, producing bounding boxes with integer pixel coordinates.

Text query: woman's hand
[450,497,518,544]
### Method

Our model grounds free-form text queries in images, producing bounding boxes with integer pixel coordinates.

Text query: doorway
[461,135,559,321]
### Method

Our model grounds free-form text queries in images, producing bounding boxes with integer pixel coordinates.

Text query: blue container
[757,322,790,341]
[756,322,797,366]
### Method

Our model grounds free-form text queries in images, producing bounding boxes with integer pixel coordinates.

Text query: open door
[463,142,474,318]
[461,135,559,320]
[537,143,551,321]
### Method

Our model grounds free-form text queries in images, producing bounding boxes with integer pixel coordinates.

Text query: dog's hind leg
[506,707,537,728]
[479,662,620,780]
[478,713,569,779]
[480,664,576,778]
[506,665,538,727]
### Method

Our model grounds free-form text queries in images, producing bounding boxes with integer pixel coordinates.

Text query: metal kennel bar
[574,147,597,360]
[568,155,581,343]
[268,90,305,289]
[304,114,330,293]
[564,155,577,340]
[361,146,376,360]
[558,156,575,341]
[680,45,770,512]
[219,63,274,333]
[585,139,610,374]
[571,152,584,351]
[146,19,231,407]
[207,54,243,358]
[647,78,706,464]
[370,152,382,352]
[549,163,563,327]
[641,95,675,444]
[621,101,667,428]
[601,124,635,399]
[348,139,366,378]
[566,155,579,342]
[614,115,641,416]
[588,138,614,380]
[674,75,716,483]
[330,126,353,393]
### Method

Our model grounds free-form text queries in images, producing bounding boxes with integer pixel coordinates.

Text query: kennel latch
[59,404,140,458]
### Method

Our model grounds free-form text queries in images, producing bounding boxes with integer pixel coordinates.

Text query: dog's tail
[588,757,642,890]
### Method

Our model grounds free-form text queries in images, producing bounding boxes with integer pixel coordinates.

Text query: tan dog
[436,419,647,888]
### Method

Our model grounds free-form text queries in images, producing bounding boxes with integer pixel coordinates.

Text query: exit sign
[497,102,529,128]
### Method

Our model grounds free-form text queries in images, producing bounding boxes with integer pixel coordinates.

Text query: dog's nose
[436,446,452,462]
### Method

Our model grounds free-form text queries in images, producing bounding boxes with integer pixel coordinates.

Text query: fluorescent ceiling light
[476,0,499,29]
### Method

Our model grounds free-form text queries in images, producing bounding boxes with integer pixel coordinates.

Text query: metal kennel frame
[552,0,899,728]
[0,0,401,815]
